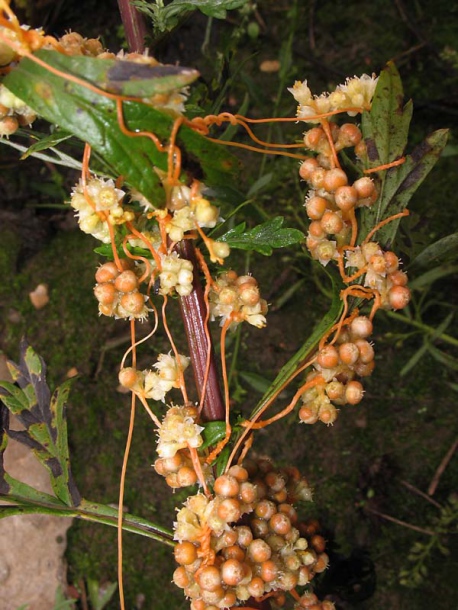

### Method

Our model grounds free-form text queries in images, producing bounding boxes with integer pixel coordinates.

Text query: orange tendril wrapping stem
[174,240,225,422]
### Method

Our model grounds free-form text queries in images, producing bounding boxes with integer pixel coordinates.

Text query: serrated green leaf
[410,233,458,269]
[4,50,238,204]
[218,217,304,255]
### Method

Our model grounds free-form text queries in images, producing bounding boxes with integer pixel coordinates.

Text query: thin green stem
[0,496,175,546]
[384,311,458,348]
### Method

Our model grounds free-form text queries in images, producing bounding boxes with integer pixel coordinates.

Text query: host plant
[0,1,449,609]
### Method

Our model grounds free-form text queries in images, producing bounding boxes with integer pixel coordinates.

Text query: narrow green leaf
[238,371,273,394]
[20,129,73,159]
[427,345,458,371]
[219,217,304,255]
[249,265,344,421]
[409,264,458,290]
[410,233,458,269]
[400,341,429,377]
[87,579,118,610]
[362,62,412,168]
[1,473,67,506]
[201,421,226,450]
[359,129,449,246]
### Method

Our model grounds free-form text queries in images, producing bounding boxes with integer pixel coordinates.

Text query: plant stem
[0,497,175,546]
[175,240,225,421]
[384,310,458,347]
[117,0,147,53]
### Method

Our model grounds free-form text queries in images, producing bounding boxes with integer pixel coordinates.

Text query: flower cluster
[94,261,148,320]
[119,353,189,403]
[346,242,410,310]
[0,83,36,136]
[209,271,268,329]
[173,458,333,610]
[157,405,204,459]
[300,124,376,266]
[70,177,134,243]
[159,252,194,296]
[289,74,378,123]
[166,184,221,242]
[300,315,375,425]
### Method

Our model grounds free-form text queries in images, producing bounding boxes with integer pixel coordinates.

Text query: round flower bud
[350,316,373,339]
[323,168,348,192]
[305,195,328,220]
[388,285,411,310]
[345,380,365,405]
[114,270,138,293]
[95,262,120,284]
[299,157,319,181]
[120,291,146,315]
[94,282,117,305]
[317,345,339,369]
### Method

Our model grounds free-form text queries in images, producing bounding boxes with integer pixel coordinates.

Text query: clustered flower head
[346,242,410,310]
[157,404,204,459]
[0,83,36,136]
[166,183,221,243]
[209,271,268,329]
[119,353,190,403]
[289,74,378,123]
[159,252,194,297]
[300,123,376,266]
[299,315,375,426]
[172,458,333,610]
[70,177,133,243]
[93,260,148,320]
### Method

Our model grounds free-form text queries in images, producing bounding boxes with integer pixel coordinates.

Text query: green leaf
[359,63,449,246]
[4,50,239,204]
[427,344,458,371]
[218,217,304,255]
[360,128,449,246]
[410,233,458,269]
[20,129,73,159]
[134,0,246,30]
[362,62,413,169]
[408,264,458,291]
[201,421,226,450]
[0,340,81,506]
[87,579,118,610]
[238,371,273,394]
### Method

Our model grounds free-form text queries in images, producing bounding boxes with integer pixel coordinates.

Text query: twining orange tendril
[121,234,152,283]
[117,319,138,610]
[320,118,340,169]
[161,295,190,405]
[318,306,360,351]
[205,316,233,465]
[126,221,162,269]
[194,249,215,416]
[364,156,406,174]
[245,373,324,430]
[347,207,359,247]
[363,209,409,244]
[188,445,210,496]
[226,352,319,471]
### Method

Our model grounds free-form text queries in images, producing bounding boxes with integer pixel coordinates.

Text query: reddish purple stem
[117,0,148,53]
